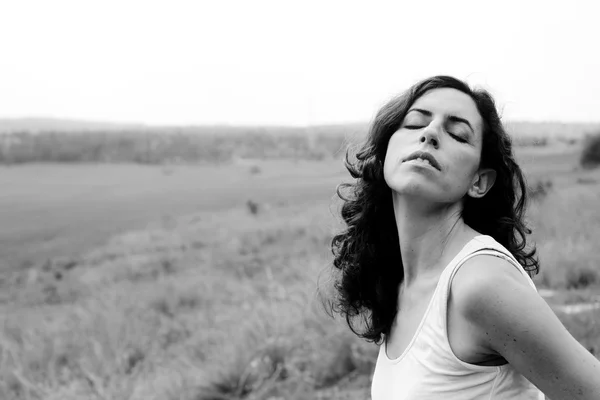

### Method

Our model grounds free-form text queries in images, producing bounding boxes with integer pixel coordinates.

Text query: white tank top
[371,235,544,400]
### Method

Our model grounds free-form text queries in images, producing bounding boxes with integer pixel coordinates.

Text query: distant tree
[580,132,600,169]
[0,134,21,165]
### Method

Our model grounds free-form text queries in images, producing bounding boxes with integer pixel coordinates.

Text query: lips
[403,150,441,171]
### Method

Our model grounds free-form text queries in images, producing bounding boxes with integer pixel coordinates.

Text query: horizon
[2,115,600,131]
[0,116,600,134]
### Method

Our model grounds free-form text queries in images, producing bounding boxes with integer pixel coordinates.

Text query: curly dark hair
[326,75,539,344]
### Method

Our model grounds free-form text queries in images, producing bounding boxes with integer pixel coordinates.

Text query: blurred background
[1,1,599,399]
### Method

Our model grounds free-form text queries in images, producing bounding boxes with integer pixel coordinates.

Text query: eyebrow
[407,108,474,134]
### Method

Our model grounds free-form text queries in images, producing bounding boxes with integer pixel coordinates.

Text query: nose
[420,122,440,149]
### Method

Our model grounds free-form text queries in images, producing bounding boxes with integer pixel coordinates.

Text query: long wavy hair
[326,75,539,344]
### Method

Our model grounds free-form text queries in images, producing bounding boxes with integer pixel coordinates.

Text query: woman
[327,76,600,399]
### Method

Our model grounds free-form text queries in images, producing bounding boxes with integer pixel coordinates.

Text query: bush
[246,200,259,215]
[513,135,548,147]
[528,179,553,201]
[580,132,600,169]
[565,267,599,289]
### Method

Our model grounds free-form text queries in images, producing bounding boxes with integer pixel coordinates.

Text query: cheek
[383,136,402,174]
[383,151,396,186]
[451,151,481,183]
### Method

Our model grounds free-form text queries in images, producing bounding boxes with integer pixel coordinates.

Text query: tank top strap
[432,236,538,324]
[438,235,538,297]
[424,235,539,370]
[460,235,538,290]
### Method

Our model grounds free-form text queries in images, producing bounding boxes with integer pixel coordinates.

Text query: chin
[389,181,462,204]
[389,179,434,197]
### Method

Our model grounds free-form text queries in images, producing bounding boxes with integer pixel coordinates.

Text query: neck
[392,194,473,288]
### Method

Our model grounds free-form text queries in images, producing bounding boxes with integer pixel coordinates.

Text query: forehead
[409,88,483,133]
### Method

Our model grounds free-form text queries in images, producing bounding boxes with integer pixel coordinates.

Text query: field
[0,136,599,399]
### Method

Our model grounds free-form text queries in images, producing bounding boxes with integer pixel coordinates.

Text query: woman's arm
[452,255,600,400]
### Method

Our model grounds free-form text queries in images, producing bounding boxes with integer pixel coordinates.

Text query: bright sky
[0,0,599,126]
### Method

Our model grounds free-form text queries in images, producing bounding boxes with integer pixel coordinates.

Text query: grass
[0,141,598,399]
[0,197,378,399]
[558,309,600,357]
[527,169,600,289]
[0,127,356,165]
[0,159,343,271]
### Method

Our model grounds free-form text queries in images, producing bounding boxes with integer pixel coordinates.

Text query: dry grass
[0,144,599,399]
[529,172,600,289]
[0,201,378,399]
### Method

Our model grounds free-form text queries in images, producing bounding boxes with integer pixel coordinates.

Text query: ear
[467,168,497,198]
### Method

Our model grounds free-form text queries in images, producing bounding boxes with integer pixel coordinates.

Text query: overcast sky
[0,0,599,126]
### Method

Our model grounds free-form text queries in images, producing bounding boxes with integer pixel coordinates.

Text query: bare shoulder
[449,254,538,359]
[452,253,532,296]
[451,254,600,400]
[450,253,552,343]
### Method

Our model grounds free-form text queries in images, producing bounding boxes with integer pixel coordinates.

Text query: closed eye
[449,133,468,143]
[405,123,469,144]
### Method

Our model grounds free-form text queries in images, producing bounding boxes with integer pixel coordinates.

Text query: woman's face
[383,88,486,204]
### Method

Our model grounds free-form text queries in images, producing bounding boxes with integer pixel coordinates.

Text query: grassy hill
[0,136,599,398]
